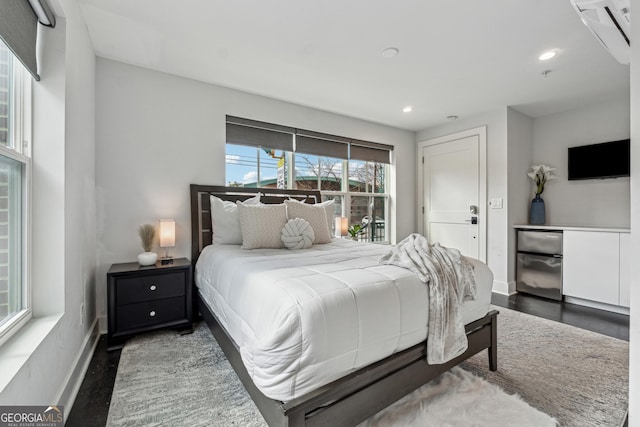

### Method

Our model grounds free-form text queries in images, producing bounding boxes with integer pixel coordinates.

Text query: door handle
[470,205,478,215]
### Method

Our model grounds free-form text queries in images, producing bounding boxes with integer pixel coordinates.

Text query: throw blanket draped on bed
[379,234,477,364]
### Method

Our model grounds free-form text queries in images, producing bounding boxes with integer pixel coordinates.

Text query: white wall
[58,0,98,408]
[506,108,534,282]
[0,0,98,411]
[94,59,416,326]
[532,96,630,228]
[628,0,639,422]
[416,109,510,293]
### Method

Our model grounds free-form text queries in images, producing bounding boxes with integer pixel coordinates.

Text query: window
[0,40,31,345]
[226,145,289,188]
[225,117,392,242]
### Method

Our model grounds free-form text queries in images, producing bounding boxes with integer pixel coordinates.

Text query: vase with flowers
[527,164,556,225]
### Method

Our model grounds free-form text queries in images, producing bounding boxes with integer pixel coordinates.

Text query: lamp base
[160,257,174,265]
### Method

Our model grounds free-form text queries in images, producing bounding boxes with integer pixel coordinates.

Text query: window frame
[225,143,391,242]
[0,46,32,347]
[304,156,390,242]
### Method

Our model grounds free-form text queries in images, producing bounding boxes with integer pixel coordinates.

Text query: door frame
[417,126,487,263]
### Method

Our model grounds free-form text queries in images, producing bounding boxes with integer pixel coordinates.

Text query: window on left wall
[0,40,32,346]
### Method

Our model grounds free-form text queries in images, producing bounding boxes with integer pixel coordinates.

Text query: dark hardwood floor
[66,336,121,427]
[491,293,629,341]
[65,293,630,426]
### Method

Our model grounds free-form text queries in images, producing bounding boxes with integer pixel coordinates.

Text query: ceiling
[73,0,629,131]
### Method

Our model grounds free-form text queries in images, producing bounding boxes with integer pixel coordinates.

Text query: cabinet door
[619,233,631,308]
[563,231,619,305]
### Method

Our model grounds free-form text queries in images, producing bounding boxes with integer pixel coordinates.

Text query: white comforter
[195,239,493,401]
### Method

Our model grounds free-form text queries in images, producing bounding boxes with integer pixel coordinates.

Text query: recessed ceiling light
[382,47,399,58]
[402,106,413,113]
[539,51,556,61]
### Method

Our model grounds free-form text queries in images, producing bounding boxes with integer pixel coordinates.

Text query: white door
[422,135,482,259]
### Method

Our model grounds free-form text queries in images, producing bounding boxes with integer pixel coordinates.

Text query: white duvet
[195,239,493,402]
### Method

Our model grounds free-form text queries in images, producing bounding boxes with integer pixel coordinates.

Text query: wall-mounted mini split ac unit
[570,0,630,64]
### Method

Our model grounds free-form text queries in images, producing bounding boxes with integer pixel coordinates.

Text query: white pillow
[284,199,334,244]
[237,202,288,249]
[281,218,315,250]
[316,199,336,233]
[210,194,260,245]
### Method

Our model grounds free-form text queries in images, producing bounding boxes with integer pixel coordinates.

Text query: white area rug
[359,367,555,427]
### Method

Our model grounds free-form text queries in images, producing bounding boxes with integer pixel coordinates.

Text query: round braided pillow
[281,218,315,250]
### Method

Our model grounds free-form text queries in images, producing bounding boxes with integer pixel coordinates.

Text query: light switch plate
[490,198,503,209]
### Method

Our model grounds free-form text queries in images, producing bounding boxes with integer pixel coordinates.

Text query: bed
[190,184,498,427]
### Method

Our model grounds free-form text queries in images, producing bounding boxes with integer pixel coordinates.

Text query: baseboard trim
[56,318,100,419]
[564,297,630,315]
[98,315,108,335]
[492,280,516,296]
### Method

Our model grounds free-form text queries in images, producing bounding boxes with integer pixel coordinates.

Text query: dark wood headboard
[190,184,322,263]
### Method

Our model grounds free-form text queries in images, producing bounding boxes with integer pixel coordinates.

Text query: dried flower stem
[138,224,156,252]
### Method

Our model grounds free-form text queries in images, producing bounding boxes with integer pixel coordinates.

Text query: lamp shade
[335,217,348,237]
[159,219,175,248]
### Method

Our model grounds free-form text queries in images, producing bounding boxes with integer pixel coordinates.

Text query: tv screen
[568,139,630,180]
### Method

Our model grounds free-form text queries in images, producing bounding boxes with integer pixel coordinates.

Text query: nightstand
[107,258,193,350]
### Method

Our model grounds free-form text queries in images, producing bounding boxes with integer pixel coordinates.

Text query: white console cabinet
[563,230,630,308]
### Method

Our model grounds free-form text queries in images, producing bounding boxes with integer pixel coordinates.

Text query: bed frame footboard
[198,294,498,427]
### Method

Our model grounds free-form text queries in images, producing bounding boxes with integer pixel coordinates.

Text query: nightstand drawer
[116,296,186,331]
[116,272,186,305]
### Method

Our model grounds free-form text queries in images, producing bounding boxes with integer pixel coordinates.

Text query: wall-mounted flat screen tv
[568,139,630,180]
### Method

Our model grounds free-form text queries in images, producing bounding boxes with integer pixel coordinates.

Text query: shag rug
[107,306,628,426]
[357,366,554,427]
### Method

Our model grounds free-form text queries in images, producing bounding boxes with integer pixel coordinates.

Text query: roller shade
[296,129,350,144]
[226,115,294,134]
[225,116,393,164]
[0,0,56,81]
[226,116,294,151]
[295,135,349,159]
[350,140,393,164]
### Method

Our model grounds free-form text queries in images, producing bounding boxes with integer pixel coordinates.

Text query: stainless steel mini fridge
[516,230,563,301]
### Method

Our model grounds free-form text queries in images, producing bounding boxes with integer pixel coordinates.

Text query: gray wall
[532,96,630,228]
[416,97,630,292]
[506,108,534,282]
[94,58,416,327]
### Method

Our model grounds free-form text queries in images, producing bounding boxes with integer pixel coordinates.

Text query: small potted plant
[347,223,365,241]
[137,224,158,266]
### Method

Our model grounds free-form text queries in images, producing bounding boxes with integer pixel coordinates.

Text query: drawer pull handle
[150,285,157,291]
[150,310,156,317]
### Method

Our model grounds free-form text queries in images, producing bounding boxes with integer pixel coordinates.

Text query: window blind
[295,135,349,159]
[350,140,393,164]
[226,116,393,164]
[0,0,56,81]
[226,116,294,151]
